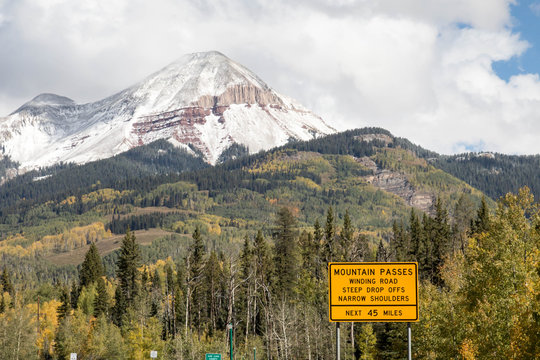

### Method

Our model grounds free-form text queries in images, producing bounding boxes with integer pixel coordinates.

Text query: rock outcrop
[193,84,284,108]
[358,156,434,213]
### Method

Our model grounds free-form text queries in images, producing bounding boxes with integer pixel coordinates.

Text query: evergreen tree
[299,230,315,270]
[409,209,422,261]
[356,233,371,261]
[376,239,387,262]
[252,230,272,336]
[339,210,354,261]
[0,294,5,314]
[470,196,491,235]
[0,267,14,296]
[70,282,80,310]
[162,264,175,338]
[112,285,127,327]
[239,235,256,342]
[93,277,109,318]
[313,219,324,280]
[391,220,407,261]
[253,229,273,292]
[165,265,174,296]
[204,251,223,337]
[152,269,162,292]
[420,213,433,276]
[273,207,298,299]
[174,261,187,333]
[150,269,162,318]
[323,207,336,263]
[240,235,253,281]
[57,286,71,321]
[452,193,476,253]
[187,226,206,335]
[79,243,104,288]
[117,229,141,305]
[431,198,450,286]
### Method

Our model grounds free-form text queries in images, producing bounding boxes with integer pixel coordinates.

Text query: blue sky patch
[493,1,540,81]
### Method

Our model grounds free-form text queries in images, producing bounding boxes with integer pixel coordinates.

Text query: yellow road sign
[328,262,419,322]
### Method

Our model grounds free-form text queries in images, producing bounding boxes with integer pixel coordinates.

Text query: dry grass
[46,228,175,266]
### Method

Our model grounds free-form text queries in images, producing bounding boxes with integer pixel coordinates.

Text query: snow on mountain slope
[0,51,336,171]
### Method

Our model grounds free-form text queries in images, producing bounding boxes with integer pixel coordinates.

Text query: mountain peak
[12,93,75,115]
[0,51,336,171]
[30,93,75,105]
[130,50,271,112]
[184,50,228,60]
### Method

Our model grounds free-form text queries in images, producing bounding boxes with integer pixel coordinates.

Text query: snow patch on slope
[0,51,336,171]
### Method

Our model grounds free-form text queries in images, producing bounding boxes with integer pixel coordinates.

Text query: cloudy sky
[1,0,539,155]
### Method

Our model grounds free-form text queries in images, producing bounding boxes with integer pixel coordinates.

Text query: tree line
[1,188,539,359]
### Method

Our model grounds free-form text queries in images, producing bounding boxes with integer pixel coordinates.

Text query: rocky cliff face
[193,84,284,108]
[358,156,434,213]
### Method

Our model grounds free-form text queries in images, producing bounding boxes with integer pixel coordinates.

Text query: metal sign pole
[228,324,234,360]
[336,322,341,360]
[407,322,412,360]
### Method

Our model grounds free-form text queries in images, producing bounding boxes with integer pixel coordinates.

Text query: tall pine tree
[93,277,109,318]
[273,207,298,299]
[79,243,104,288]
[470,196,491,235]
[116,229,141,306]
[323,207,336,263]
[339,210,354,261]
[187,226,206,335]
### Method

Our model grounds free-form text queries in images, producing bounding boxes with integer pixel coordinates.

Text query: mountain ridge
[0,51,335,171]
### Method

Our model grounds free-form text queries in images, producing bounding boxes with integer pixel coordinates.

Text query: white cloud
[1,0,540,155]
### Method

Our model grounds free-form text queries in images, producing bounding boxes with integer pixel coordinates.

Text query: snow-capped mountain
[0,51,335,172]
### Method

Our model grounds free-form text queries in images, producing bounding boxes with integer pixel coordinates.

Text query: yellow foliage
[200,214,223,235]
[60,196,77,206]
[82,188,127,203]
[140,257,175,288]
[60,188,132,205]
[125,318,164,360]
[26,299,61,355]
[173,215,225,235]
[291,176,321,190]
[0,222,111,257]
[171,220,186,233]
[459,339,477,360]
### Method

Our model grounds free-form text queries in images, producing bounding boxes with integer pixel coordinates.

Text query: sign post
[150,350,157,358]
[227,323,233,360]
[408,322,412,360]
[336,322,341,360]
[329,262,419,359]
[70,354,77,360]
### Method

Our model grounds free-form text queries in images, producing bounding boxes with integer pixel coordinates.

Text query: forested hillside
[1,189,538,359]
[431,152,540,200]
[0,128,538,359]
[0,139,208,220]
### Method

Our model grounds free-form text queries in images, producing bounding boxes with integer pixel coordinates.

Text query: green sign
[205,354,222,360]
